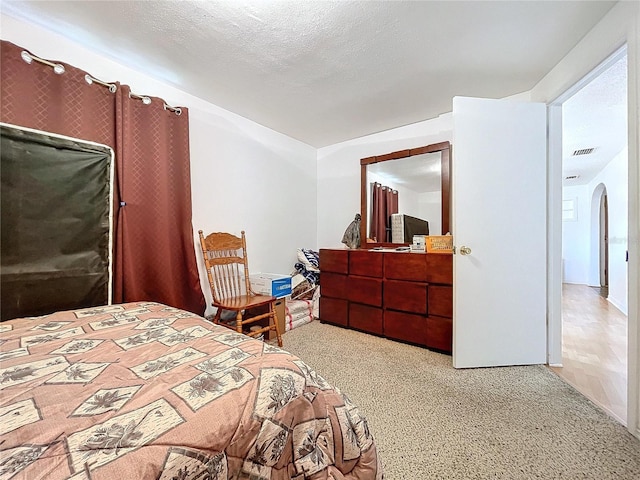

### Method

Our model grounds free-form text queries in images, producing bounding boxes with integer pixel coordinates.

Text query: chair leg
[213,308,222,325]
[235,311,243,334]
[270,303,283,348]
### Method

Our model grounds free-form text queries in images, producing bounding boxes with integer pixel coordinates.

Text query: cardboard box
[250,273,292,298]
[425,235,454,254]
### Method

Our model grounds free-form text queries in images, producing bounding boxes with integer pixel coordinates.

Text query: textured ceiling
[1,0,617,148]
[562,53,627,186]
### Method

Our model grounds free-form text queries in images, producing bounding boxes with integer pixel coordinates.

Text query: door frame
[546,44,637,437]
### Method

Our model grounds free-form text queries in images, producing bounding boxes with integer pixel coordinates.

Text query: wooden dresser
[319,248,453,353]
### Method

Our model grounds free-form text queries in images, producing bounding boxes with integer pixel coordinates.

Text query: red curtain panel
[0,40,205,315]
[370,182,399,242]
[370,183,383,242]
[117,85,204,313]
[386,187,399,242]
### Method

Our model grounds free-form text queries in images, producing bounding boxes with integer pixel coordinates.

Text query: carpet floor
[282,320,640,479]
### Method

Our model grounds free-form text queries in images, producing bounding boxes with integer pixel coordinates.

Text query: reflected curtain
[0,40,206,315]
[370,182,399,242]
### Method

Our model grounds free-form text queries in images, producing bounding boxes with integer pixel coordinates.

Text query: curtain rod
[129,91,152,105]
[129,92,182,115]
[163,103,182,116]
[21,50,118,94]
[85,74,117,93]
[21,50,65,74]
[374,182,398,193]
[21,50,181,115]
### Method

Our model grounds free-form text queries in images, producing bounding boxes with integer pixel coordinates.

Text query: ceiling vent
[572,147,595,156]
[564,175,580,180]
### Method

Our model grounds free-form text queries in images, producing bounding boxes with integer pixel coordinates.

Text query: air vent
[572,148,595,156]
[565,175,580,180]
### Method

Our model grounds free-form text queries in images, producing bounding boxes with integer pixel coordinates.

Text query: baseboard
[607,296,628,316]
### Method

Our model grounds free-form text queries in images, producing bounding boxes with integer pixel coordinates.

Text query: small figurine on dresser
[341,213,361,249]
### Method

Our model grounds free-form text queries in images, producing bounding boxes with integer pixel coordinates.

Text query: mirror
[360,141,450,248]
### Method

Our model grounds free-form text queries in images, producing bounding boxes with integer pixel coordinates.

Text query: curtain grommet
[20,51,33,64]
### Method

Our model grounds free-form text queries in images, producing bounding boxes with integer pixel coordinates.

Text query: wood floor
[549,283,627,425]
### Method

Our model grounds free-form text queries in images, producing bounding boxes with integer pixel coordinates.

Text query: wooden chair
[198,230,283,347]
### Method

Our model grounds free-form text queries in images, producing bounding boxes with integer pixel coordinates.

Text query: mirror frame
[360,141,451,248]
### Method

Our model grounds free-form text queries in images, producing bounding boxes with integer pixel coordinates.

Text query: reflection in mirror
[367,152,442,241]
[360,142,450,248]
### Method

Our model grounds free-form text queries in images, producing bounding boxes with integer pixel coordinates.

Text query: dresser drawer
[320,272,348,299]
[349,250,383,277]
[319,297,348,327]
[320,249,348,274]
[349,303,383,335]
[383,310,427,345]
[347,275,383,307]
[428,285,453,317]
[384,280,427,314]
[425,254,453,284]
[383,252,427,281]
[425,315,452,353]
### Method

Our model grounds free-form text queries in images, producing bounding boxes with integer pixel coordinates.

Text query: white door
[452,97,547,368]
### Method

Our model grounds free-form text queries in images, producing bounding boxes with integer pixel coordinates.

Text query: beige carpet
[282,320,640,479]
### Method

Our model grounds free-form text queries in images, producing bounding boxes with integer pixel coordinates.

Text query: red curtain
[370,183,383,242]
[1,40,206,315]
[370,183,399,242]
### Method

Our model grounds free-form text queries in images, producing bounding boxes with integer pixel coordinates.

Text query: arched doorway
[591,184,609,295]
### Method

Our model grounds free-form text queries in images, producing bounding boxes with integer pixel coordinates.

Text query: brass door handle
[460,246,472,256]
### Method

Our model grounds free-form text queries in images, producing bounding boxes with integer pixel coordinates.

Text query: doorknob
[460,246,472,256]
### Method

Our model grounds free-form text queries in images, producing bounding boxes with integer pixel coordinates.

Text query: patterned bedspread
[0,302,382,480]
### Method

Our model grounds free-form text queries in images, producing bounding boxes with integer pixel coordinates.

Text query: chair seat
[213,294,276,311]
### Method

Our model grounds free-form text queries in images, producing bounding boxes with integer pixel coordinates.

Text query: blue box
[250,273,292,298]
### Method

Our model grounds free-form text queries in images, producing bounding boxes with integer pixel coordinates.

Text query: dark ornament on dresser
[341,214,361,249]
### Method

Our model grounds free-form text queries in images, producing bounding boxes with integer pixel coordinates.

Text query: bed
[0,302,382,479]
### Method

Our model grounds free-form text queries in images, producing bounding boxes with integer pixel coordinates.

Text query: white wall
[588,148,629,314]
[317,113,452,248]
[561,148,628,315]
[562,184,591,283]
[397,186,420,220]
[0,13,318,316]
[418,191,442,235]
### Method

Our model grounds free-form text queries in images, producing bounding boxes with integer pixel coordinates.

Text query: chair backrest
[198,230,253,303]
